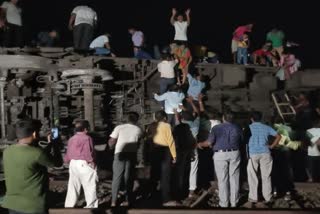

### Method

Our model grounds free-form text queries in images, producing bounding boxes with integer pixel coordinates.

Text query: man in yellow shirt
[150,110,177,206]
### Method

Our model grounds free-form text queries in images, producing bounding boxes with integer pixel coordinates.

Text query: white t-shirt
[110,124,142,154]
[210,120,221,129]
[1,2,22,26]
[72,6,97,26]
[157,60,177,79]
[173,21,188,41]
[132,31,144,47]
[89,35,109,49]
[307,128,320,156]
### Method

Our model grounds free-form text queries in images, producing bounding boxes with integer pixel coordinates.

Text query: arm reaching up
[170,8,177,25]
[185,8,191,26]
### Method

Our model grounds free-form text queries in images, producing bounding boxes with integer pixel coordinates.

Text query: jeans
[237,47,248,65]
[135,49,152,60]
[247,153,273,202]
[94,47,111,56]
[73,23,93,50]
[111,153,136,203]
[214,150,241,207]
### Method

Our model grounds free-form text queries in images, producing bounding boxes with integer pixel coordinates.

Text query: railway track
[49,208,320,214]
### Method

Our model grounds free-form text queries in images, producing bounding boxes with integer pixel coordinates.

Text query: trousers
[214,150,240,207]
[65,160,98,208]
[150,146,172,203]
[3,23,23,47]
[189,148,199,191]
[247,153,273,202]
[94,47,111,56]
[159,78,175,95]
[111,153,136,203]
[73,23,93,50]
[237,47,248,65]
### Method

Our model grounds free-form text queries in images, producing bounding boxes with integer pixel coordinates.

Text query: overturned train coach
[0,47,319,145]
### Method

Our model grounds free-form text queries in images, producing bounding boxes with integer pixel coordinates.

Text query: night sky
[13,0,319,67]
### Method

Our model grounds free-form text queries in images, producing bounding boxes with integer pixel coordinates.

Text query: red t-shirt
[253,49,271,57]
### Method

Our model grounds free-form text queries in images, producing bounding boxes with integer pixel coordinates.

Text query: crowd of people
[0,1,319,214]
[2,90,320,213]
[2,54,320,212]
[0,1,301,78]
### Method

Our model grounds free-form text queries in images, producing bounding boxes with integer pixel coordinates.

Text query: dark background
[8,0,319,67]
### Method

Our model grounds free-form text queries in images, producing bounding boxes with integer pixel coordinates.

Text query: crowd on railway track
[0,1,318,214]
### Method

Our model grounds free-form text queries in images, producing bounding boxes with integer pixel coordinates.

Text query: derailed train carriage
[0,47,319,145]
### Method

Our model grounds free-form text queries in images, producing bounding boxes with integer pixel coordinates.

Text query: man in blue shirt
[198,111,242,207]
[187,72,205,101]
[247,111,281,205]
[154,84,185,126]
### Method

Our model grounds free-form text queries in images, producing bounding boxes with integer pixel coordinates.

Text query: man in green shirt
[2,119,60,214]
[266,28,285,56]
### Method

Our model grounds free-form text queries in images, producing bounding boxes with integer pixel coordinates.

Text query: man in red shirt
[252,42,276,66]
[231,24,253,63]
[64,120,98,208]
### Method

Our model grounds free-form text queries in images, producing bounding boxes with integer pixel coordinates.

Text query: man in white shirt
[0,0,23,47]
[128,27,152,59]
[89,33,115,56]
[170,8,191,43]
[69,4,97,50]
[158,53,178,95]
[108,112,142,207]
